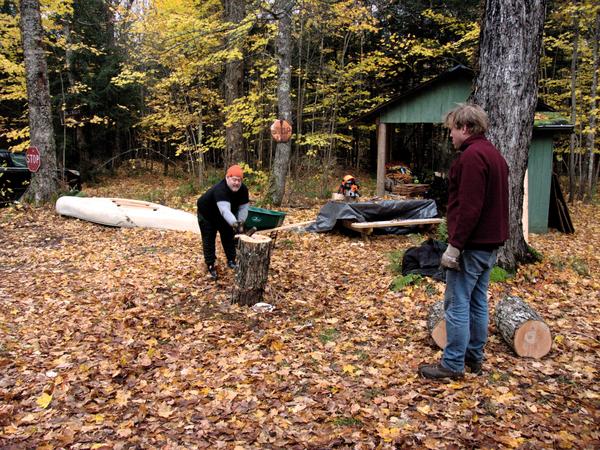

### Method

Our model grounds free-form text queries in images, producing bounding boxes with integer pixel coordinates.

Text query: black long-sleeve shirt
[197,179,249,226]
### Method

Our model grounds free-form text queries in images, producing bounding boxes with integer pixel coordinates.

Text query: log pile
[391,183,429,197]
[231,234,273,306]
[494,296,552,358]
[386,171,413,184]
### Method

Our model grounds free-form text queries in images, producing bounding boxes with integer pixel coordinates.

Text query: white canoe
[56,196,200,234]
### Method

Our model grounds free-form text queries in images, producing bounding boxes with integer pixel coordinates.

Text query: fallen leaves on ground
[0,176,598,449]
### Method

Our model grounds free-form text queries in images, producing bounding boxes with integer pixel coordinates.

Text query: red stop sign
[270,119,292,143]
[26,146,41,172]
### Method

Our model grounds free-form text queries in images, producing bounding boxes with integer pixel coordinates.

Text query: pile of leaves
[0,173,598,449]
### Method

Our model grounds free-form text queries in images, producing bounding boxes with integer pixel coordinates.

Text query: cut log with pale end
[231,234,273,306]
[427,300,446,349]
[494,296,552,358]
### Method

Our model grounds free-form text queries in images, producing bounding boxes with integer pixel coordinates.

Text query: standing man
[197,165,250,280]
[419,103,509,380]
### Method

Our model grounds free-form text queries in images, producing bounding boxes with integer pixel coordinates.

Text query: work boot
[465,358,482,375]
[227,260,238,270]
[207,265,218,280]
[418,362,464,381]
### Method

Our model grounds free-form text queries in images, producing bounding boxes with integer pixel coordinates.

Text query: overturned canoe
[56,196,200,234]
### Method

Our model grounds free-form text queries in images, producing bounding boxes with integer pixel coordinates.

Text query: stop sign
[26,146,41,172]
[270,119,292,143]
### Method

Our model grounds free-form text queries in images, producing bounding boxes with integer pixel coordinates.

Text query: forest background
[0,0,598,202]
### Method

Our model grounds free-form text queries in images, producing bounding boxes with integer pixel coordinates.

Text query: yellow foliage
[36,392,53,409]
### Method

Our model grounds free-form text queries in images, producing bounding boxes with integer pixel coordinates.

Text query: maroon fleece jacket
[447,134,509,250]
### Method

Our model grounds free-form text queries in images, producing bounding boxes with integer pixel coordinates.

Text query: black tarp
[401,239,447,281]
[306,199,438,235]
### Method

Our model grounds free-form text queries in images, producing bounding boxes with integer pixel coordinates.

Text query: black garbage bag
[401,238,447,281]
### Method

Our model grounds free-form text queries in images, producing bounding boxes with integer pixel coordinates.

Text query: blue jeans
[442,248,497,372]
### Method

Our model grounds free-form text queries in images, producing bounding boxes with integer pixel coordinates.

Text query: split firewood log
[427,300,446,349]
[231,233,273,306]
[494,296,552,358]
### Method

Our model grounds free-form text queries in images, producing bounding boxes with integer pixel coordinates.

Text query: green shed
[352,65,572,234]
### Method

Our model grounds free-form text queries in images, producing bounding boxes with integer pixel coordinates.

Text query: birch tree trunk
[473,0,547,271]
[268,0,293,206]
[223,0,245,167]
[19,0,59,204]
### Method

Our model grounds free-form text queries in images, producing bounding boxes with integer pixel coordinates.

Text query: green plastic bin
[245,206,286,230]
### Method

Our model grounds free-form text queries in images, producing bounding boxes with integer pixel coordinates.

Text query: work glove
[232,221,244,234]
[441,244,461,271]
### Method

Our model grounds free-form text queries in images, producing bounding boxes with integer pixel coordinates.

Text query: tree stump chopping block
[494,296,552,358]
[427,300,447,349]
[231,234,273,306]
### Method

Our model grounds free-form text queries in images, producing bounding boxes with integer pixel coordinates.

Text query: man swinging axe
[197,164,250,280]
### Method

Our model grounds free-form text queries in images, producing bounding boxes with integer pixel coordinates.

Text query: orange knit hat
[226,164,243,179]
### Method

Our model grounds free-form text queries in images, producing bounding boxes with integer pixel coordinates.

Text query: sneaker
[465,359,482,375]
[418,362,464,381]
[227,260,238,270]
[207,265,218,280]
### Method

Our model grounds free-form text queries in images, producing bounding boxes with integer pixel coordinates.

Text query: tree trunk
[427,300,446,349]
[268,0,294,206]
[19,0,59,204]
[294,9,305,171]
[223,0,245,167]
[585,11,599,202]
[473,0,547,271]
[494,296,552,358]
[64,21,87,155]
[231,234,273,306]
[568,8,580,203]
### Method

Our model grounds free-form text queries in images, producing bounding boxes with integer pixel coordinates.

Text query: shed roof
[351,65,473,124]
[351,65,572,131]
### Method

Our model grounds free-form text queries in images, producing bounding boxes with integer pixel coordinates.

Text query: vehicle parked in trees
[0,149,81,205]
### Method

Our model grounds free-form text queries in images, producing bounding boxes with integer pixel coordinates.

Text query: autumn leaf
[416,403,431,415]
[423,438,439,449]
[557,430,577,448]
[36,392,52,409]
[115,389,131,407]
[377,426,402,442]
[581,390,599,399]
[269,339,284,352]
[342,364,356,375]
[157,403,173,418]
[495,435,525,448]
[138,354,152,367]
[117,426,133,438]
